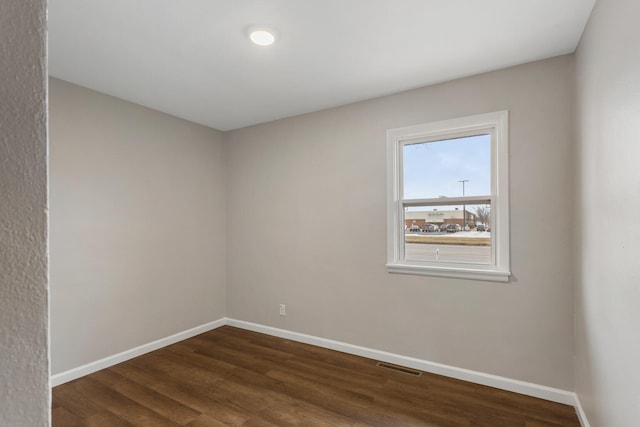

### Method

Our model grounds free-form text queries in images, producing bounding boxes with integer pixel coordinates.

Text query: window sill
[386,263,511,282]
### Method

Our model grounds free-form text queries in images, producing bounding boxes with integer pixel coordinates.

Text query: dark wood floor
[52,326,580,426]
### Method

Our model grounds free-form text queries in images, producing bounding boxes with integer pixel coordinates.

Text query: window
[386,111,510,282]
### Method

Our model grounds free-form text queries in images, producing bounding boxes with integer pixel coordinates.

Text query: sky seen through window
[403,134,491,201]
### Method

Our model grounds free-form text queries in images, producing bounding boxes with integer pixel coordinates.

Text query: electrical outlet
[279,304,286,316]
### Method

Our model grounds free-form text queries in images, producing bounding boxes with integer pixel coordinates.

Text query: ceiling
[48,0,596,131]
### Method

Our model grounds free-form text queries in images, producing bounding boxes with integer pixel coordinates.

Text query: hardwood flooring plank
[123,351,332,426]
[112,359,253,425]
[51,406,81,426]
[90,368,201,425]
[265,368,464,427]
[72,376,181,426]
[52,380,107,419]
[194,332,295,363]
[82,410,135,427]
[185,413,235,427]
[283,355,387,391]
[147,348,366,426]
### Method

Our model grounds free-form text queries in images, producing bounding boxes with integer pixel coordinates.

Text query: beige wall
[49,78,226,374]
[225,56,575,390]
[575,0,640,424]
[0,0,49,424]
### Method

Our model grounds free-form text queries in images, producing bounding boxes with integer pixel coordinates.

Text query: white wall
[0,0,50,425]
[225,56,575,390]
[574,0,640,424]
[49,78,226,374]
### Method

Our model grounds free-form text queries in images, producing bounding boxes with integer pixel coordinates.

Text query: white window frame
[386,110,510,282]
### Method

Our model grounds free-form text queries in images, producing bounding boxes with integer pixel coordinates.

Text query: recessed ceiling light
[249,29,276,46]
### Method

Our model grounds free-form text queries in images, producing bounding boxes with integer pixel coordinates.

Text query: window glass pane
[403,134,491,199]
[404,203,492,264]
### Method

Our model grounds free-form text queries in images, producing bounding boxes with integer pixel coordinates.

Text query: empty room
[2,0,639,426]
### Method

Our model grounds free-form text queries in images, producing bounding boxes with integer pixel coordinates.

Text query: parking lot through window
[386,111,510,282]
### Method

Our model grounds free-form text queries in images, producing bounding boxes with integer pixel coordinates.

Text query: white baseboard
[225,318,576,406]
[50,318,226,387]
[574,393,591,427]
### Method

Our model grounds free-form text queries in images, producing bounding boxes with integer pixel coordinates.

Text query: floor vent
[376,362,422,377]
